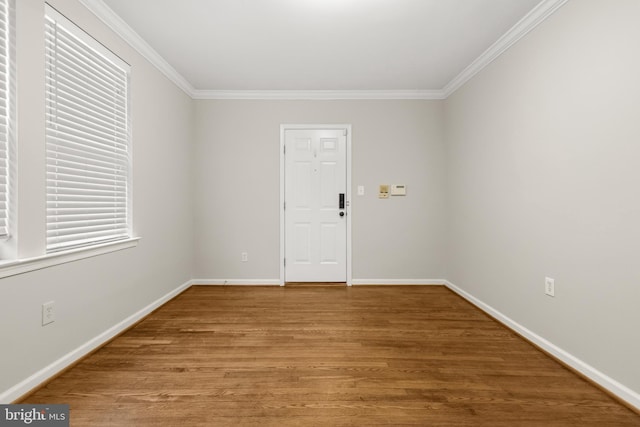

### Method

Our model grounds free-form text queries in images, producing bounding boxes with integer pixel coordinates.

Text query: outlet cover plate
[42,301,55,325]
[545,277,555,297]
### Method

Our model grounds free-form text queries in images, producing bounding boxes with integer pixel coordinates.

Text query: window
[45,5,131,253]
[0,0,13,241]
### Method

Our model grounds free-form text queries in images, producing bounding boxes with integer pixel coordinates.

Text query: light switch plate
[357,185,365,196]
[379,185,389,199]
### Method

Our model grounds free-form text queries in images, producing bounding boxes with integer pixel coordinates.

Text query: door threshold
[285,282,347,287]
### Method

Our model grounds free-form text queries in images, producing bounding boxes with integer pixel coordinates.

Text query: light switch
[379,185,389,199]
[357,185,365,196]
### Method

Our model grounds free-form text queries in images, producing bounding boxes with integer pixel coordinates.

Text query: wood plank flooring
[21,285,640,426]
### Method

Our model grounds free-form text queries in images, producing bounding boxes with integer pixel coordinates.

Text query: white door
[284,128,347,282]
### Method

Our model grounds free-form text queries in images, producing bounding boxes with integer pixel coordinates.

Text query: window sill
[0,237,140,280]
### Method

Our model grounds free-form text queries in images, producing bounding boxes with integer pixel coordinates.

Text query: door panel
[294,162,312,209]
[320,222,338,264]
[320,162,337,209]
[293,223,311,263]
[285,128,347,282]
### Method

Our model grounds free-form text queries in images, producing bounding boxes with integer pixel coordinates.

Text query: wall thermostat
[391,184,406,196]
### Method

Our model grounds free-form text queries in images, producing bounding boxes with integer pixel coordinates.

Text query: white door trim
[280,124,352,286]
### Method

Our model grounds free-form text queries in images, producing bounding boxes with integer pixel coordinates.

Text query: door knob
[339,211,345,217]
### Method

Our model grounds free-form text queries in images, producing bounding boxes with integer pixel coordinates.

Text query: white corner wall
[445,0,640,398]
[193,100,447,282]
[0,0,194,401]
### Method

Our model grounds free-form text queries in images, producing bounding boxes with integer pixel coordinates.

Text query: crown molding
[79,0,567,101]
[78,0,195,97]
[191,89,446,100]
[442,0,569,98]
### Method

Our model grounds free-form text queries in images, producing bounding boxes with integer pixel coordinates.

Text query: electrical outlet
[545,277,555,297]
[241,252,248,262]
[42,301,55,326]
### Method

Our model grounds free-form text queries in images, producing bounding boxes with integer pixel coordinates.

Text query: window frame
[44,4,132,253]
[0,0,16,260]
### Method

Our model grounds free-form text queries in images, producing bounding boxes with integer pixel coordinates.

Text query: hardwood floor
[21,285,639,426]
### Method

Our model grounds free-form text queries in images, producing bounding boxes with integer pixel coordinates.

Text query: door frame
[280,124,352,286]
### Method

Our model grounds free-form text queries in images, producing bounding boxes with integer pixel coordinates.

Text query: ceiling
[94,0,556,97]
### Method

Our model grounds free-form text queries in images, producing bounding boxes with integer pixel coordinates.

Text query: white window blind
[45,5,131,252]
[0,0,11,238]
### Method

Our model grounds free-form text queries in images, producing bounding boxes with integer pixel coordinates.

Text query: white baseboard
[351,279,446,285]
[444,280,640,411]
[0,279,193,404]
[192,279,281,286]
[195,279,445,286]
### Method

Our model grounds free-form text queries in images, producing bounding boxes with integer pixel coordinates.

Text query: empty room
[1,0,639,425]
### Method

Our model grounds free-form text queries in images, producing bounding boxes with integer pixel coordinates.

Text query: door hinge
[284,258,286,267]
[284,201,286,210]
[283,145,286,154]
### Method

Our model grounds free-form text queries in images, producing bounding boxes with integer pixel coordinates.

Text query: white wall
[0,0,194,398]
[193,100,447,282]
[445,0,640,394]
